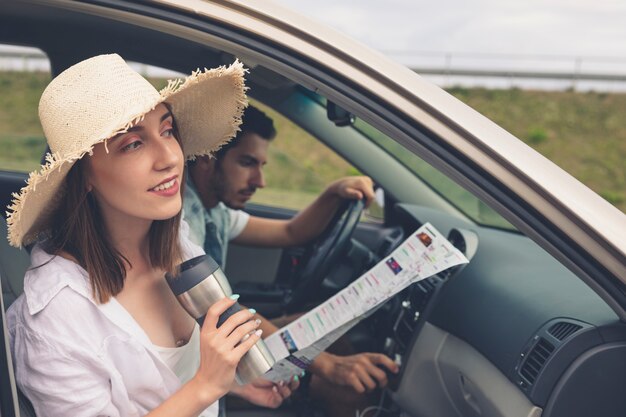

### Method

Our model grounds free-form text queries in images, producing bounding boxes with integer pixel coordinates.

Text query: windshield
[353,118,516,231]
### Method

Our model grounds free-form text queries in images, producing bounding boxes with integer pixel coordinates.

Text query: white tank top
[153,324,219,417]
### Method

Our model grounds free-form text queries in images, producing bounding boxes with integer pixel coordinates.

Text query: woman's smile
[149,177,180,197]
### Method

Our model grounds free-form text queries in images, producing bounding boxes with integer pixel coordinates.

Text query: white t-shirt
[7,221,219,417]
[223,203,250,239]
[153,324,216,417]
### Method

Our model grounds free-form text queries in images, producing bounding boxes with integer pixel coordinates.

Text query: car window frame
[2,0,625,319]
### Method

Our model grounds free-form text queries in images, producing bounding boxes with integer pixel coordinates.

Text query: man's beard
[211,167,257,210]
[213,178,257,210]
[224,186,257,210]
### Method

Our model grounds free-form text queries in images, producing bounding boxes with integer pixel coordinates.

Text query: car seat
[0,217,30,309]
[1,218,37,416]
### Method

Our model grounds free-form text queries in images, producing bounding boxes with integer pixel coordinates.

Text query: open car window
[0,45,49,173]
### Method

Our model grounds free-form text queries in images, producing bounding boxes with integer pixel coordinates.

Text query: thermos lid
[165,254,220,295]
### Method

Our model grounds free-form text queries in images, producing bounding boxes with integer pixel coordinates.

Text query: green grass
[447,87,626,211]
[0,72,49,171]
[250,187,319,210]
[1,71,624,214]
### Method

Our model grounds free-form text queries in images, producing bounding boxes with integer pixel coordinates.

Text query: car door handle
[459,372,482,415]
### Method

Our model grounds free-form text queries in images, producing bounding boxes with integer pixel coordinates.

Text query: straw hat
[6,54,247,247]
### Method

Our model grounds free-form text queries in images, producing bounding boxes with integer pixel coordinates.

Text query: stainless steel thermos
[165,255,275,384]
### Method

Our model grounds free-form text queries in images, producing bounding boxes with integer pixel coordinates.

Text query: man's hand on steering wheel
[283,177,374,311]
[327,176,375,208]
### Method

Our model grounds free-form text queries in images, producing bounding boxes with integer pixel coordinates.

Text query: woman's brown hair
[44,117,184,304]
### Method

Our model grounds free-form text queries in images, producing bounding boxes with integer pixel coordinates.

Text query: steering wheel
[283,198,365,312]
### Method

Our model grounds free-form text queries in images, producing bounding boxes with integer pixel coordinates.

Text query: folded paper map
[262,222,469,382]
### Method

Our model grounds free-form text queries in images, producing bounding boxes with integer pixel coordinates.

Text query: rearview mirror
[327,101,355,127]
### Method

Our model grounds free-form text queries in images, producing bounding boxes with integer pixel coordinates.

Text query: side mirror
[327,101,355,127]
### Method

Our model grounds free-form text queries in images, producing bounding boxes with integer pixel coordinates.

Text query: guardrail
[3,49,626,88]
[0,50,163,77]
[389,50,626,89]
[410,67,626,82]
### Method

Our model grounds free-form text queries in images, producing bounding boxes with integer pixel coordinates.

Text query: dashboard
[377,204,626,417]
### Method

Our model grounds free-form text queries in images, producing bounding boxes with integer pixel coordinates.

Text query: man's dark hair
[215,105,276,160]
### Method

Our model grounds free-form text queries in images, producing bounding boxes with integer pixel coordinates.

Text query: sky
[275,0,626,58]
[275,0,626,90]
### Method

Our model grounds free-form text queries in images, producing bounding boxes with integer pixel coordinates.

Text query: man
[184,106,398,415]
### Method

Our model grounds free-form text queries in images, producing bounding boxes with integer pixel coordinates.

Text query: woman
[6,54,295,417]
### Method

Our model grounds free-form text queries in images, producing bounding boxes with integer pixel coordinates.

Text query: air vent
[548,321,582,341]
[520,338,554,385]
[417,277,439,293]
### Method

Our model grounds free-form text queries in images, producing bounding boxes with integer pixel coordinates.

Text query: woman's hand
[230,377,300,409]
[191,296,262,403]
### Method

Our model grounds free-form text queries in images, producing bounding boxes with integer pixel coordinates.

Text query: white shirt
[7,222,219,417]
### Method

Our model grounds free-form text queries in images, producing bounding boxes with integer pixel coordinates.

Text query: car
[1,1,625,417]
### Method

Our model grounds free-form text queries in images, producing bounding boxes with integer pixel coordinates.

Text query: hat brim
[7,60,247,247]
